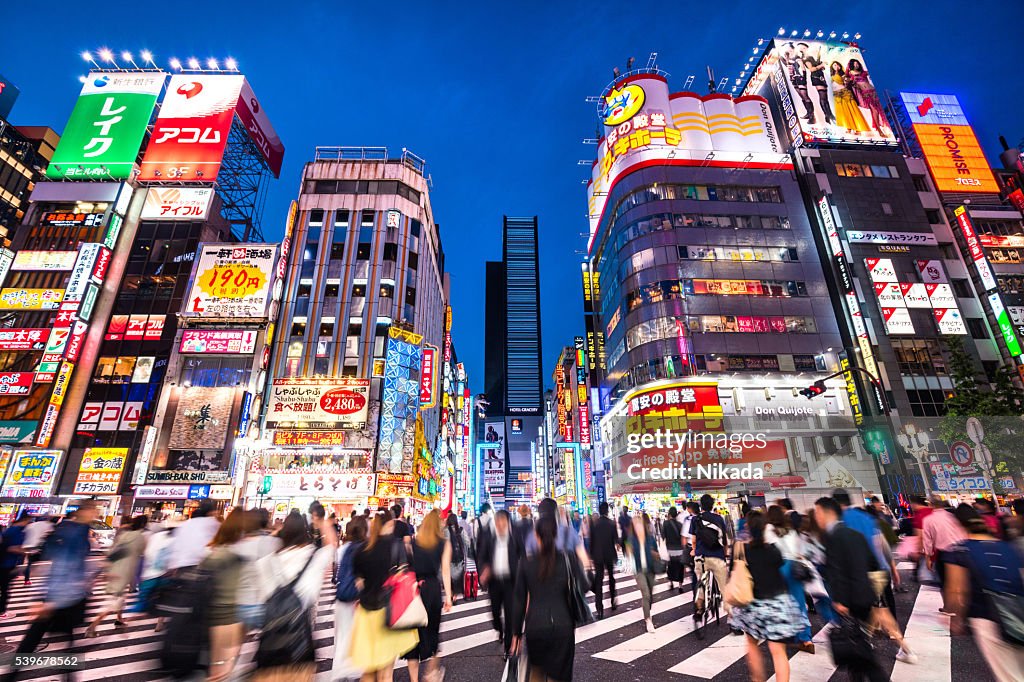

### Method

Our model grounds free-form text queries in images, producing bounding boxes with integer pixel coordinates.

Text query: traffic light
[798,381,827,399]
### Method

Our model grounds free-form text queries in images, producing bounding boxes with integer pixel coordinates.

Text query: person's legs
[635,573,652,620]
[0,567,13,615]
[208,622,244,682]
[500,579,516,653]
[768,641,789,682]
[488,579,505,642]
[606,560,616,605]
[593,562,606,616]
[970,617,1024,682]
[708,557,731,614]
[694,559,707,613]
[744,634,766,682]
[407,659,420,682]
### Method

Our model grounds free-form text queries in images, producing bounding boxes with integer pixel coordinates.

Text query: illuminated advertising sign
[578,404,591,445]
[845,292,879,379]
[378,330,424,473]
[955,206,998,292]
[46,72,164,180]
[482,421,506,490]
[819,195,852,290]
[73,447,128,495]
[271,430,347,447]
[900,93,999,194]
[40,212,105,227]
[184,244,277,319]
[934,307,968,335]
[0,329,48,351]
[873,282,905,307]
[135,485,190,499]
[0,248,13,288]
[168,386,234,450]
[141,187,214,220]
[746,39,896,146]
[846,231,937,246]
[179,329,258,354]
[139,74,244,182]
[916,259,948,284]
[840,355,863,426]
[881,307,915,335]
[0,450,62,497]
[625,382,721,417]
[235,78,284,177]
[77,401,144,431]
[989,293,1023,357]
[926,283,956,308]
[12,251,77,271]
[0,289,63,310]
[0,421,36,444]
[267,378,371,427]
[900,283,931,308]
[65,243,102,303]
[0,372,34,395]
[586,72,789,251]
[419,345,437,409]
[865,258,897,283]
[260,471,376,498]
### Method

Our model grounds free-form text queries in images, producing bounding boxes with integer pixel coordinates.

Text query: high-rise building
[0,76,58,240]
[263,146,450,515]
[482,216,544,509]
[585,60,875,510]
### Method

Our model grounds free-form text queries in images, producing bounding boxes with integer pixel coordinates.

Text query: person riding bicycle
[689,494,731,620]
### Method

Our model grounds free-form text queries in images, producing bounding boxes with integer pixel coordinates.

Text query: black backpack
[694,514,724,550]
[256,551,318,668]
[449,527,465,564]
[159,565,218,678]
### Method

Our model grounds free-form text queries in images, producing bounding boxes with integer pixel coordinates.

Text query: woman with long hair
[765,505,813,653]
[253,509,337,682]
[401,510,453,682]
[845,58,890,136]
[444,512,469,598]
[510,515,589,682]
[85,515,147,638]
[197,507,248,682]
[630,513,659,632]
[332,515,368,681]
[349,510,418,682]
[828,61,870,134]
[728,511,809,682]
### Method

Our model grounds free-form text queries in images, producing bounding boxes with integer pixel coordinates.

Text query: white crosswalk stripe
[0,566,960,681]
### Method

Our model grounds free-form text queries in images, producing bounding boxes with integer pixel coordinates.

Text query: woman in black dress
[402,509,453,682]
[510,515,588,682]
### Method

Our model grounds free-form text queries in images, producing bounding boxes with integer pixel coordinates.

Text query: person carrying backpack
[445,512,469,597]
[947,514,1024,681]
[662,507,685,592]
[332,515,367,681]
[689,494,731,618]
[253,510,338,682]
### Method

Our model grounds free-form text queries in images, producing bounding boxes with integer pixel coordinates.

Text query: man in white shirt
[166,501,221,571]
[479,510,521,656]
[21,516,54,584]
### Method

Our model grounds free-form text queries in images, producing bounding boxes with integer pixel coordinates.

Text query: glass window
[356,243,371,260]
[380,283,394,298]
[291,321,306,337]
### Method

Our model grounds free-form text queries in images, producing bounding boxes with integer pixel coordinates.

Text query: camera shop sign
[145,470,231,484]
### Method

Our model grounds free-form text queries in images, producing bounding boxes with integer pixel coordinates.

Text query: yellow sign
[74,447,128,495]
[0,289,64,310]
[603,84,645,126]
[198,264,266,300]
[388,326,423,345]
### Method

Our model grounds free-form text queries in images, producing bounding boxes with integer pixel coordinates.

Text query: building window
[881,202,893,216]
[319,322,334,337]
[383,243,398,261]
[325,282,339,298]
[379,283,394,298]
[913,175,929,192]
[290,321,306,337]
[405,286,416,306]
[309,209,325,226]
[966,317,988,340]
[891,339,947,376]
[297,282,312,298]
[926,209,942,224]
[356,243,371,260]
[313,357,330,376]
[410,220,421,237]
[352,284,366,298]
[331,243,346,259]
[951,279,972,298]
[334,209,349,226]
[360,210,375,227]
[939,243,958,260]
[906,389,948,417]
[408,252,419,270]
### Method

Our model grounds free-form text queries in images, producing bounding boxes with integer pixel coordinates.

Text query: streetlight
[896,424,932,496]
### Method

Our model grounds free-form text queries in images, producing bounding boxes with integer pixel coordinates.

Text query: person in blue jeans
[0,513,30,618]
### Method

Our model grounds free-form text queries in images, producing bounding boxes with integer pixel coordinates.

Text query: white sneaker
[896,648,918,664]
[645,618,656,633]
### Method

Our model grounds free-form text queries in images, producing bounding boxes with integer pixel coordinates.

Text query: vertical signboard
[954,206,997,292]
[46,72,164,179]
[235,78,284,177]
[419,345,437,409]
[138,74,245,182]
[989,293,1023,358]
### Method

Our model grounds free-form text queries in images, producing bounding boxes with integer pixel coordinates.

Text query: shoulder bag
[723,542,754,607]
[564,551,594,626]
[384,539,428,630]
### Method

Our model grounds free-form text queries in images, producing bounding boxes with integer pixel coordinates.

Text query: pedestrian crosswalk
[0,564,975,681]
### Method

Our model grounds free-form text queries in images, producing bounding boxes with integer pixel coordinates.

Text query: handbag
[384,541,428,630]
[828,615,875,668]
[867,570,889,599]
[983,590,1024,646]
[723,542,754,607]
[564,552,594,626]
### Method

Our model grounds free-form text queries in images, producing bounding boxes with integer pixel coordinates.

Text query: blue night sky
[3,0,1021,394]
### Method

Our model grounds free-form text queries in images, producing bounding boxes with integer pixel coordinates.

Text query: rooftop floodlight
[121,51,132,61]
[78,75,87,83]
[187,57,200,70]
[829,31,837,38]
[225,57,237,70]
[816,30,824,38]
[98,48,114,62]
[140,50,153,62]
[169,57,182,70]
[207,58,218,70]
[854,33,861,39]
[842,32,849,39]
[778,27,786,35]
[81,51,92,62]
[757,38,764,45]
[803,29,811,37]
[790,30,798,37]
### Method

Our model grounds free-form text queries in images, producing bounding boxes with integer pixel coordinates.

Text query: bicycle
[692,556,723,639]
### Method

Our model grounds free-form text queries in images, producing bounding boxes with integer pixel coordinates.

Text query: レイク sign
[46,72,165,180]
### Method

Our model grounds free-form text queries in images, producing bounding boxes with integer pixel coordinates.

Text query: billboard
[0,450,62,497]
[419,345,437,409]
[141,187,214,220]
[138,74,244,182]
[46,72,164,180]
[12,251,77,271]
[0,289,63,310]
[482,421,506,490]
[167,386,234,450]
[179,329,258,354]
[954,206,998,292]
[73,447,128,495]
[747,39,895,146]
[266,378,370,427]
[0,329,48,351]
[235,78,284,177]
[260,472,376,498]
[899,93,999,194]
[377,328,424,474]
[184,244,277,319]
[989,293,1023,357]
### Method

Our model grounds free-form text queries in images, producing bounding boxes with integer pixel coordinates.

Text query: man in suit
[589,502,619,619]
[477,509,522,656]
[815,496,887,682]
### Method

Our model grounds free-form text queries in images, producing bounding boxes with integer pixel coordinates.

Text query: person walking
[85,515,147,638]
[444,512,469,598]
[618,505,632,553]
[815,496,886,682]
[588,502,619,619]
[253,510,337,682]
[401,510,453,682]
[0,513,30,618]
[629,513,660,633]
[348,510,418,682]
[20,515,53,586]
[922,495,967,611]
[3,502,100,682]
[662,507,685,592]
[510,515,589,682]
[729,510,810,682]
[765,505,814,653]
[478,509,522,656]
[236,508,283,630]
[690,494,731,619]
[194,508,248,682]
[333,515,368,681]
[946,515,1024,682]
[513,505,534,549]
[166,499,221,572]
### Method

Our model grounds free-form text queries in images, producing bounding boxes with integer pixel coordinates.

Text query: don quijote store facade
[587,61,881,515]
[0,65,287,523]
